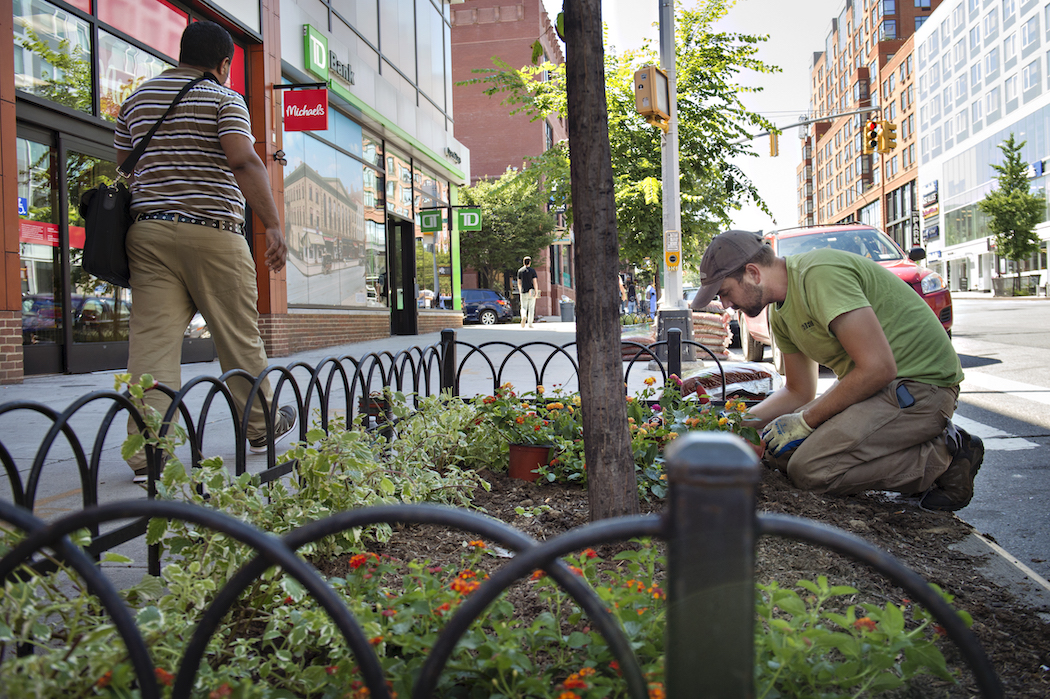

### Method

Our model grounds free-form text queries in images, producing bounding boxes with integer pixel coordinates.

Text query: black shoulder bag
[79,75,211,288]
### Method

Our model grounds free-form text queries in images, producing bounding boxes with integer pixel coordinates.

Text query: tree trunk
[563,0,639,520]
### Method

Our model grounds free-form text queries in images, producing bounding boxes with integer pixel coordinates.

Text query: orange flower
[155,668,175,686]
[557,693,579,699]
[209,684,233,698]
[644,377,656,386]
[370,635,383,645]
[582,548,598,559]
[563,674,588,689]
[483,396,497,404]
[530,569,547,580]
[578,667,596,677]
[853,617,878,632]
[516,416,526,424]
[568,565,584,577]
[468,540,486,549]
[649,684,666,699]
[96,671,112,689]
[450,577,480,595]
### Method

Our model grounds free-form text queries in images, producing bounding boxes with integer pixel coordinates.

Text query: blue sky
[539,0,845,232]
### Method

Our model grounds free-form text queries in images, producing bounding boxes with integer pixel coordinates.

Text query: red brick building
[451,0,573,316]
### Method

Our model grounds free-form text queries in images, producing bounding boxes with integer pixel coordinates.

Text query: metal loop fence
[0,433,1002,697]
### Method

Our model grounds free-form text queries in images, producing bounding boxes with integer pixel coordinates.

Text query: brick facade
[0,310,21,384]
[258,311,462,357]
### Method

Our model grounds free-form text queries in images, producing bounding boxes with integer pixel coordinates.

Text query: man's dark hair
[725,243,776,283]
[180,21,234,70]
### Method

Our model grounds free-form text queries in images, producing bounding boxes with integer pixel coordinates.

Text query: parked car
[461,288,512,325]
[736,224,953,367]
[22,294,132,344]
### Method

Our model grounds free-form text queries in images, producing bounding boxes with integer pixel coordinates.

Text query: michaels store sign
[304,25,355,86]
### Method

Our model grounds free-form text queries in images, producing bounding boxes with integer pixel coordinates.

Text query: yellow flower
[627,417,635,424]
[644,377,656,386]
[667,432,679,439]
[536,385,545,395]
[572,396,581,406]
[736,401,748,412]
[626,396,635,403]
[638,428,648,436]
[718,416,728,426]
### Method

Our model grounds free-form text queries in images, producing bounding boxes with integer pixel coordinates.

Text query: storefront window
[96,0,188,64]
[13,0,93,113]
[18,136,59,345]
[282,118,385,309]
[97,30,173,121]
[413,164,450,307]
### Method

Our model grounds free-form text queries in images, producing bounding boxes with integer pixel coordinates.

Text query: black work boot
[921,428,984,512]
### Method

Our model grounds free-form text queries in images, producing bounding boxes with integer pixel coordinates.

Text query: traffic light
[878,120,897,153]
[769,132,779,157]
[863,120,879,155]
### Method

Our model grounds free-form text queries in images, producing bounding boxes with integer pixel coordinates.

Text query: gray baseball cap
[690,230,767,309]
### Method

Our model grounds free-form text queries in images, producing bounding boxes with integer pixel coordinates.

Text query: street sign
[456,208,482,231]
[283,88,328,131]
[420,210,442,232]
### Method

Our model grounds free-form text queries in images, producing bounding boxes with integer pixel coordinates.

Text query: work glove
[761,412,814,457]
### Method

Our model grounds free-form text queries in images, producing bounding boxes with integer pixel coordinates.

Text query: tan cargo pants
[124,219,275,466]
[764,378,959,495]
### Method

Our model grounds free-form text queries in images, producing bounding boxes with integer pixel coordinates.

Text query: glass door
[387,219,418,335]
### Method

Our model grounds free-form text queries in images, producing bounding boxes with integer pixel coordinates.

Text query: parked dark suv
[462,288,512,325]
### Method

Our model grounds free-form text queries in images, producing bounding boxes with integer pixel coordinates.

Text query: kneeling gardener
[690,230,982,511]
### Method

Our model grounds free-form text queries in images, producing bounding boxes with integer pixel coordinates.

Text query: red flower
[96,671,112,689]
[568,565,584,577]
[530,569,547,580]
[209,683,233,698]
[369,635,383,645]
[155,668,175,686]
[563,675,588,689]
[325,666,338,675]
[283,595,294,604]
[853,617,878,632]
[381,608,396,617]
[583,548,598,559]
[610,660,622,676]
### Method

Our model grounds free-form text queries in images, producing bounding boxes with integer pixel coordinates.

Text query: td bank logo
[304,25,328,80]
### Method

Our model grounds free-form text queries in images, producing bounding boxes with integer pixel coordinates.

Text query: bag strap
[117,73,215,178]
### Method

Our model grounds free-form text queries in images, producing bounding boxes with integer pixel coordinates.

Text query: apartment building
[915,0,1050,293]
[798,0,941,250]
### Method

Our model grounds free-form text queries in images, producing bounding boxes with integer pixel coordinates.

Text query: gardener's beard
[735,279,767,319]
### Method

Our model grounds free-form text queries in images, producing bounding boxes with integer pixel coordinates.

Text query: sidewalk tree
[563,0,639,520]
[463,0,779,272]
[978,133,1045,294]
[458,169,556,289]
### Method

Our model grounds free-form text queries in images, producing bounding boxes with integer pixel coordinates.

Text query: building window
[1005,32,1017,63]
[985,47,1000,74]
[972,99,983,121]
[1006,72,1019,99]
[881,20,898,39]
[970,26,981,51]
[971,61,983,84]
[883,0,897,14]
[916,15,928,30]
[1022,16,1039,48]
[1023,59,1039,89]
[984,10,998,36]
[1003,0,1016,21]
[985,85,1001,113]
[916,0,932,8]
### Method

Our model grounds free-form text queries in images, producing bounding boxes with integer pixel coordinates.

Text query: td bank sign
[304,25,354,85]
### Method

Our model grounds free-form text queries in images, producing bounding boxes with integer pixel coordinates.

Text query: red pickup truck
[738,224,953,368]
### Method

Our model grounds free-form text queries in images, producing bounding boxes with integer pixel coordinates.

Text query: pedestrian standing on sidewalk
[645,280,658,319]
[517,256,539,327]
[626,276,637,314]
[115,21,295,482]
[691,230,980,511]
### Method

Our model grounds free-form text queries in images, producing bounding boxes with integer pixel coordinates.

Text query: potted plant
[474,384,555,481]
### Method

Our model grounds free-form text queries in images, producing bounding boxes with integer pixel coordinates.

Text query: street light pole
[659,0,683,310]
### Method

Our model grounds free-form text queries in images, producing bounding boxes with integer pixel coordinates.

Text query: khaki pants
[520,290,537,326]
[765,379,959,495]
[125,219,274,463]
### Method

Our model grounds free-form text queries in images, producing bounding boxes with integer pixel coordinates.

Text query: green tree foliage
[461,0,779,277]
[977,133,1045,293]
[458,169,557,288]
[18,26,93,112]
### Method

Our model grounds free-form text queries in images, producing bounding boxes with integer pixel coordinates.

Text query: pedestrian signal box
[769,132,779,157]
[634,65,670,130]
[863,120,880,155]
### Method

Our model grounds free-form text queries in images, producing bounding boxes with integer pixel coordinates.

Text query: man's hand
[263,226,287,272]
[760,412,814,457]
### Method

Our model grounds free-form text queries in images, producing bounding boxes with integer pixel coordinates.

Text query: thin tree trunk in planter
[563,0,639,520]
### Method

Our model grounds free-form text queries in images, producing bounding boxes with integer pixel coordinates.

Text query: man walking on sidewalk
[517,256,539,328]
[115,21,295,481]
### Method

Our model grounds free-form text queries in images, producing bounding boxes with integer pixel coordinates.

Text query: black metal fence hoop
[451,340,501,395]
[155,375,240,472]
[416,513,665,699]
[620,342,666,384]
[0,500,390,699]
[0,501,160,699]
[757,513,1004,698]
[289,357,349,434]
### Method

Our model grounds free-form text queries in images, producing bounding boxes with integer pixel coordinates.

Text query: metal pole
[440,329,457,396]
[665,432,761,697]
[666,327,682,380]
[659,0,683,311]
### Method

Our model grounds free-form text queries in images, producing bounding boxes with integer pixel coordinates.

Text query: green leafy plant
[755,576,967,698]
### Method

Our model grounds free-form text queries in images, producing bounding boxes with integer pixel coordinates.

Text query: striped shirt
[114,68,253,224]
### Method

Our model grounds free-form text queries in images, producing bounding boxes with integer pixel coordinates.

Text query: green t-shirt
[769,249,964,386]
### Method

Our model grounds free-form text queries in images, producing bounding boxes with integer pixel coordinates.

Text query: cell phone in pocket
[895,383,915,409]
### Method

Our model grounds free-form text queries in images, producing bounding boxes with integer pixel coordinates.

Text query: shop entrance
[17,121,215,376]
[386,218,418,335]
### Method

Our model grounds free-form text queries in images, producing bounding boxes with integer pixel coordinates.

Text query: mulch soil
[356,467,1050,697]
